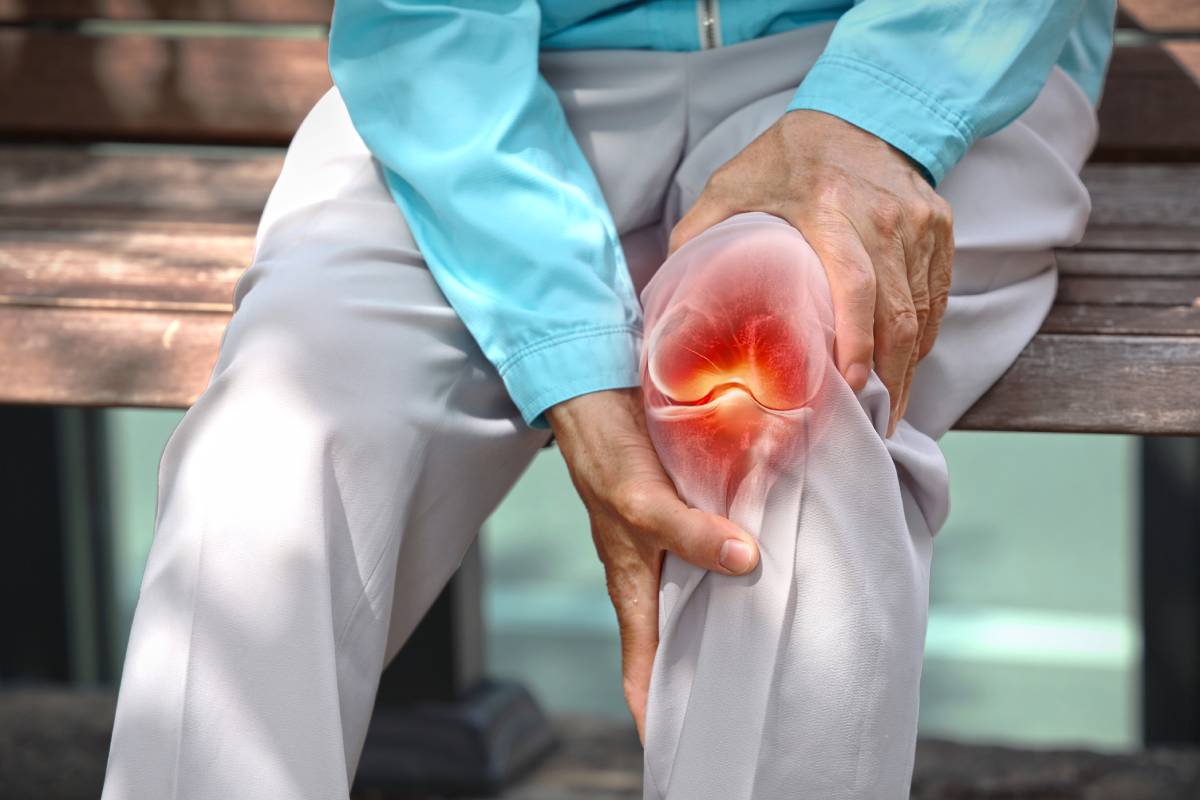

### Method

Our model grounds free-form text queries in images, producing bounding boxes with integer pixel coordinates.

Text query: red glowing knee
[640,213,834,514]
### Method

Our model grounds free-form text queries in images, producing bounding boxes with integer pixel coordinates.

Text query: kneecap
[641,212,834,515]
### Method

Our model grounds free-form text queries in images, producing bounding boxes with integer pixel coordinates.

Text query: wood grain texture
[1095,45,1200,160]
[0,31,330,145]
[957,334,1200,434]
[1,152,1198,432]
[1119,0,1200,34]
[3,303,1197,434]
[0,146,282,215]
[0,305,225,407]
[1042,304,1200,337]
[0,31,1196,157]
[0,0,332,23]
[1057,250,1200,277]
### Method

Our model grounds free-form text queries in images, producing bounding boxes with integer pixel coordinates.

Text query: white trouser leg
[101,91,549,800]
[642,66,1097,799]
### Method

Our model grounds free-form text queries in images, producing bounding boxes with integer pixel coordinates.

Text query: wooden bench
[1,0,1198,792]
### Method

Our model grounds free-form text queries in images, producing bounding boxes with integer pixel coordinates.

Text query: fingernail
[845,363,869,391]
[719,539,755,574]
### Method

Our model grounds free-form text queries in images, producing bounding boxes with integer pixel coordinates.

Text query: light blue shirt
[329,1,1116,427]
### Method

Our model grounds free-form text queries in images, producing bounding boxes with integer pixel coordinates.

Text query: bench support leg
[353,540,556,795]
[1141,436,1200,745]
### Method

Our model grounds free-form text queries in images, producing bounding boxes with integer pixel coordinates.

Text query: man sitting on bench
[101,2,1116,798]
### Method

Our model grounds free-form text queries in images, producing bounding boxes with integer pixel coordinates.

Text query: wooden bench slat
[1,148,1196,237]
[956,333,1200,434]
[3,211,1199,315]
[0,0,332,24]
[1042,304,1200,337]
[0,28,1196,157]
[4,302,1196,435]
[1119,0,1200,34]
[0,0,1195,34]
[0,147,281,214]
[1057,251,1200,277]
[0,31,330,145]
[1057,275,1200,306]
[0,305,223,408]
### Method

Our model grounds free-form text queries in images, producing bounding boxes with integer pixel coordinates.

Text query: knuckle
[871,199,904,231]
[907,200,935,233]
[839,260,876,299]
[612,481,656,528]
[888,308,920,346]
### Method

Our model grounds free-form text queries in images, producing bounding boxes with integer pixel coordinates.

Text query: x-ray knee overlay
[641,212,835,525]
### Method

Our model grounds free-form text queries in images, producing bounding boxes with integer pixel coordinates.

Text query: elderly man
[102,2,1115,798]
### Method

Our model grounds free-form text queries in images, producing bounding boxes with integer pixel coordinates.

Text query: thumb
[635,479,760,576]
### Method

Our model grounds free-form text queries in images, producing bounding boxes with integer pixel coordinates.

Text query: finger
[894,218,934,426]
[896,333,923,429]
[668,193,734,255]
[803,215,876,391]
[608,545,661,743]
[918,205,955,360]
[621,479,760,575]
[871,240,918,437]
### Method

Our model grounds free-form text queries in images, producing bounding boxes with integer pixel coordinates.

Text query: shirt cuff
[498,324,642,428]
[787,53,976,185]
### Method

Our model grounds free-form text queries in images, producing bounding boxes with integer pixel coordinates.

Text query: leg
[101,89,548,800]
[642,66,1097,799]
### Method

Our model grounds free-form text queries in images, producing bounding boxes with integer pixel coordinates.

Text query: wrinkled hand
[546,389,760,740]
[670,110,954,435]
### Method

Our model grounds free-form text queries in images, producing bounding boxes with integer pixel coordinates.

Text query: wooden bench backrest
[0,0,1198,158]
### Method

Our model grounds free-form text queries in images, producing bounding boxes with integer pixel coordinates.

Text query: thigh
[237,88,551,658]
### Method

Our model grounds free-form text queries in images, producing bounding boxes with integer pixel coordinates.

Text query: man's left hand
[669,109,954,436]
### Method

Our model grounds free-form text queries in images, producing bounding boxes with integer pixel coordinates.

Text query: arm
[329,0,640,428]
[788,0,1093,185]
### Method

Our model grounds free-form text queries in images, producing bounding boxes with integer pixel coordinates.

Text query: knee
[640,213,837,512]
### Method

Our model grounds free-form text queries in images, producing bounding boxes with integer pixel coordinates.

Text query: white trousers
[102,24,1097,800]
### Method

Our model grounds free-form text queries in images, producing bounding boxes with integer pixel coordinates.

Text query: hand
[670,110,954,436]
[546,389,760,740]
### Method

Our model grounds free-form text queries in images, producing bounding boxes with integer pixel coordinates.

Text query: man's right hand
[546,388,760,741]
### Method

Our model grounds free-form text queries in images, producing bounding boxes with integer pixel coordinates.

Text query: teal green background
[102,409,1139,749]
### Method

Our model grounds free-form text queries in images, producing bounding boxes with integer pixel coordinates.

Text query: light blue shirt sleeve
[328,0,642,428]
[787,0,1107,185]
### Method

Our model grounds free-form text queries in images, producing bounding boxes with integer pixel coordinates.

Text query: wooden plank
[0,146,282,214]
[1057,251,1200,277]
[0,219,252,309]
[1078,225,1200,252]
[1120,0,1200,34]
[0,29,1195,158]
[0,305,224,407]
[1095,45,1200,160]
[5,212,1200,312]
[1057,275,1200,306]
[957,333,1200,435]
[0,31,329,145]
[1081,164,1200,238]
[0,151,1192,236]
[1166,41,1200,87]
[0,0,332,24]
[1042,304,1200,336]
[4,303,1197,434]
